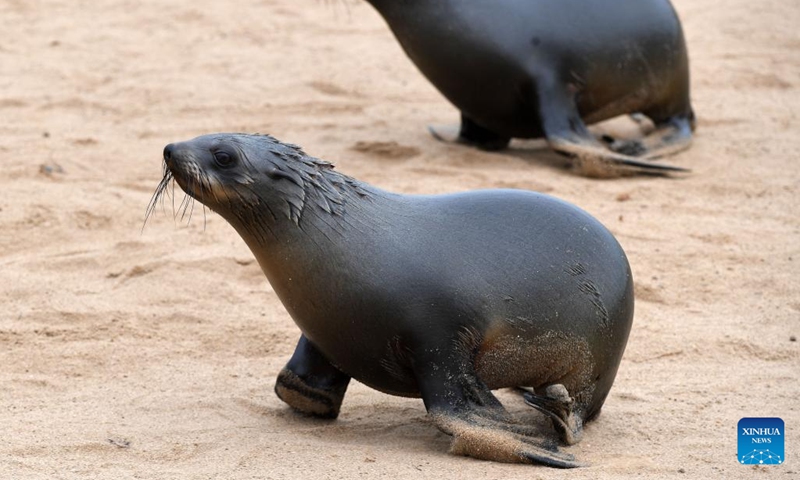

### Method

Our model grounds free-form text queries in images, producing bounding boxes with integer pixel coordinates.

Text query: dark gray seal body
[155,133,635,467]
[365,0,695,175]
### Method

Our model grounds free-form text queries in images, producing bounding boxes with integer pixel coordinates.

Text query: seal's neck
[223,175,397,324]
[221,167,390,290]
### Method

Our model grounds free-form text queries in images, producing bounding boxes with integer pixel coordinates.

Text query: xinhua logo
[738,417,785,465]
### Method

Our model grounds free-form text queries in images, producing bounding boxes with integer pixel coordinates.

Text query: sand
[1,0,798,478]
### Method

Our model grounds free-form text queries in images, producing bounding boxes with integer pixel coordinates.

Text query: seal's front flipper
[428,113,511,151]
[427,124,461,144]
[431,411,583,468]
[549,136,690,177]
[417,355,583,467]
[275,335,351,419]
[522,384,583,445]
[537,77,689,177]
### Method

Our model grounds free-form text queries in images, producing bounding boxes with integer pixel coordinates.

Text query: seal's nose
[163,143,174,163]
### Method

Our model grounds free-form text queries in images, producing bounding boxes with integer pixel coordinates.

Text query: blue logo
[738,417,784,465]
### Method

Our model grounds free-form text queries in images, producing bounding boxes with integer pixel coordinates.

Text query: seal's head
[159,133,310,212]
[148,133,369,238]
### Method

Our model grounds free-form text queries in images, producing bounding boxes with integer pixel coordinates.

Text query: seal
[153,133,635,467]
[364,0,695,176]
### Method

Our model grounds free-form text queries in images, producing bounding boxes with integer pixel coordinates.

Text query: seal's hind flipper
[536,75,689,177]
[629,113,656,134]
[602,115,694,161]
[634,116,694,160]
[427,124,461,144]
[416,346,584,467]
[521,384,584,446]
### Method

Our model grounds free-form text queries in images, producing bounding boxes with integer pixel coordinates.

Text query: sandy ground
[1,0,798,478]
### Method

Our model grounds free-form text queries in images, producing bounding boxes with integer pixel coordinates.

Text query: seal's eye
[213,151,234,168]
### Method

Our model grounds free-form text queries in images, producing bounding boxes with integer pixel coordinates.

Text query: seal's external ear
[266,167,303,186]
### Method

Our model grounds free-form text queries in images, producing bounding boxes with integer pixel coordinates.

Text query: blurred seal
[365,0,695,176]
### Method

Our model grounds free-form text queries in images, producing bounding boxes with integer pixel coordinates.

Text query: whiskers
[142,161,207,232]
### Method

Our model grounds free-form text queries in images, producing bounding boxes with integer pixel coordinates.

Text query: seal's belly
[475,329,595,392]
[299,322,423,398]
[322,326,600,398]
